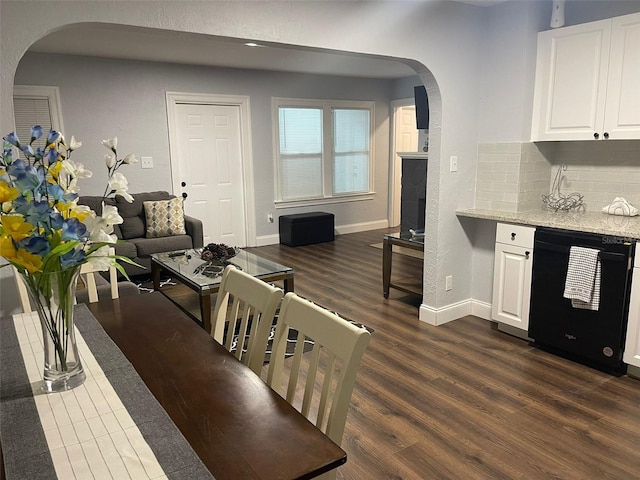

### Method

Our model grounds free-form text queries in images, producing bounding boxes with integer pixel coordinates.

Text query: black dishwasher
[528,227,634,375]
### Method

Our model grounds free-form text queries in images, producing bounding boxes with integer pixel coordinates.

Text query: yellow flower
[48,160,64,183]
[56,201,90,221]
[14,248,43,273]
[0,215,34,241]
[0,236,16,259]
[0,181,19,203]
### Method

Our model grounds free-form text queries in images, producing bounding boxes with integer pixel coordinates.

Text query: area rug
[229,316,374,365]
[134,275,176,293]
[369,242,424,259]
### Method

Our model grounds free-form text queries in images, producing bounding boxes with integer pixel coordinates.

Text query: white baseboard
[254,219,388,246]
[471,300,492,320]
[419,298,492,326]
[335,219,388,235]
[255,234,280,246]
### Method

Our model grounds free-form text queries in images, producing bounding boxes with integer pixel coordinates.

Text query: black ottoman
[279,212,335,247]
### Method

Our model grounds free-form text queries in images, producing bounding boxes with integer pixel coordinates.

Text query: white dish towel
[563,246,601,311]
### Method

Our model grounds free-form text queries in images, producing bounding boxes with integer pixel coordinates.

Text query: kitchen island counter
[457,208,640,240]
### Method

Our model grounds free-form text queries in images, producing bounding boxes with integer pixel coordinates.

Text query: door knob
[182,192,188,199]
[594,132,599,139]
[181,181,186,187]
[511,233,516,240]
[604,132,610,139]
[525,251,530,259]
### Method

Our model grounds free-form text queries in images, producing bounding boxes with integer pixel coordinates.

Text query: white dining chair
[79,247,120,303]
[266,293,371,479]
[13,266,32,313]
[211,265,284,375]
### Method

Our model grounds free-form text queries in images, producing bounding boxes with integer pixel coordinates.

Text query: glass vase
[22,267,86,393]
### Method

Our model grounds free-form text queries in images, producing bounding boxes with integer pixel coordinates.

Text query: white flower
[62,160,93,179]
[83,215,117,244]
[64,177,80,194]
[102,137,118,151]
[84,245,114,271]
[122,154,138,164]
[101,203,123,225]
[108,172,133,203]
[68,136,82,151]
[104,154,116,169]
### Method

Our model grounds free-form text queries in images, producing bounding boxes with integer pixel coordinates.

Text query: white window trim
[13,85,65,133]
[272,97,375,207]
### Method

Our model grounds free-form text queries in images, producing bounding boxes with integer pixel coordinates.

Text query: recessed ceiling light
[244,42,263,48]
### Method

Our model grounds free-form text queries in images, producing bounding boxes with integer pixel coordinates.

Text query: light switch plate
[449,156,458,172]
[141,156,153,169]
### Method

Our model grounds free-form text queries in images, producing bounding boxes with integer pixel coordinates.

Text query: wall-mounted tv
[414,85,429,130]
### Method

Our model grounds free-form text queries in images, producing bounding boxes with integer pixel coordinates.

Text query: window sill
[275,192,375,209]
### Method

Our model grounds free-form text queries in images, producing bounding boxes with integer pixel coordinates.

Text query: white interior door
[390,102,418,227]
[174,103,247,247]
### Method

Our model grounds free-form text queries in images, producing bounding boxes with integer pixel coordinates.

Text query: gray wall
[15,53,398,239]
[4,1,640,322]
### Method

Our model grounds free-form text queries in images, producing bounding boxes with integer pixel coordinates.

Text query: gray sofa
[80,191,204,278]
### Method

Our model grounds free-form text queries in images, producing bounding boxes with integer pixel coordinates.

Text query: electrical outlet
[267,213,274,223]
[141,156,153,169]
[449,156,458,172]
[445,275,453,291]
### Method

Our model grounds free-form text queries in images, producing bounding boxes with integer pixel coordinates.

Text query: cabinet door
[491,243,533,331]
[603,13,640,140]
[531,19,611,141]
[624,267,640,367]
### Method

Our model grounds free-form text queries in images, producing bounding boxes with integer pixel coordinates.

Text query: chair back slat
[211,265,283,374]
[266,292,371,451]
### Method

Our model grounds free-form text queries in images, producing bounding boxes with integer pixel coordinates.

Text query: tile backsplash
[476,142,550,212]
[476,140,640,213]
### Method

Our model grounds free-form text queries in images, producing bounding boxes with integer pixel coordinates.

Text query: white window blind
[274,98,373,204]
[13,97,53,155]
[333,109,370,194]
[12,86,64,159]
[278,107,323,200]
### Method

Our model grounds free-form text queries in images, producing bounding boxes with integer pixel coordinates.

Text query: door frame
[166,92,256,246]
[389,97,416,228]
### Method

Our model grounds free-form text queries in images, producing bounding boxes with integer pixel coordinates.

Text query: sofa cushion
[116,191,174,239]
[143,197,186,238]
[129,235,193,257]
[113,241,138,260]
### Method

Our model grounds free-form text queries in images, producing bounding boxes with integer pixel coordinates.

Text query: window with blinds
[12,86,63,158]
[274,98,373,204]
[13,97,53,155]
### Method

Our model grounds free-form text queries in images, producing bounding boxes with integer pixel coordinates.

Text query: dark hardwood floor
[245,228,640,480]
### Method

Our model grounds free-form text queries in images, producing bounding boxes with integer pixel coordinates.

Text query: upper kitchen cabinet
[531,12,640,141]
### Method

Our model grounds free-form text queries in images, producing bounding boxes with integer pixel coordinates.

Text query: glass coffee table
[151,249,294,333]
[382,232,424,298]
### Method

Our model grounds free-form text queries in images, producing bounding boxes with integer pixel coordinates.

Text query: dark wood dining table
[87,292,346,480]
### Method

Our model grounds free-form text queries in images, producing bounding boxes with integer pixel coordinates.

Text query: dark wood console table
[382,232,424,298]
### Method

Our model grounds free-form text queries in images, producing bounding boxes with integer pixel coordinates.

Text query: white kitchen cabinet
[624,243,640,375]
[531,12,640,141]
[492,223,535,333]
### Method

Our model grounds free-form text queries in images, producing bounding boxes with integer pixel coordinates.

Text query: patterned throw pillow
[143,197,187,238]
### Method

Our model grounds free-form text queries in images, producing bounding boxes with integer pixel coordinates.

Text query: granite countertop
[456,208,640,240]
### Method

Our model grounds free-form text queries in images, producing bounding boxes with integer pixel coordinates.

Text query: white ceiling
[27,1,507,79]
[28,23,418,79]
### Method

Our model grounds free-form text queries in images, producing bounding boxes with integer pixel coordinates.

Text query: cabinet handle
[525,251,530,259]
[511,233,516,240]
[604,132,610,139]
[593,132,599,139]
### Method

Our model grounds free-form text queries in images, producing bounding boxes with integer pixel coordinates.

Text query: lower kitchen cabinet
[491,223,535,333]
[624,243,640,374]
